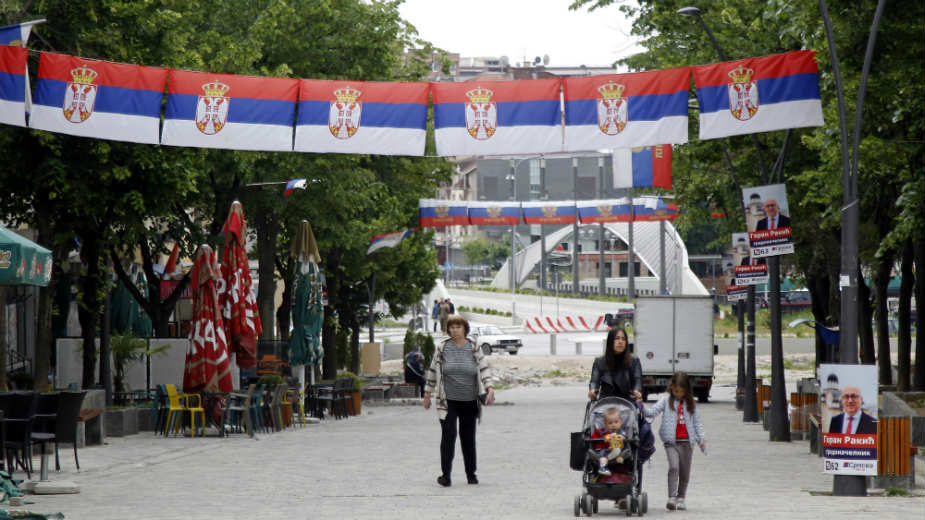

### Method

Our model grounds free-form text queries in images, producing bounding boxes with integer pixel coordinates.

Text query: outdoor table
[309,383,334,419]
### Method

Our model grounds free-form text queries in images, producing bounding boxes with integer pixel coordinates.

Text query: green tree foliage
[462,236,511,268]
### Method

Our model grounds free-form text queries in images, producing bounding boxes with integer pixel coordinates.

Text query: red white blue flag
[419,199,469,227]
[521,201,577,225]
[694,50,823,140]
[30,52,167,144]
[633,197,680,222]
[0,20,41,46]
[367,230,412,254]
[162,70,298,151]
[296,80,428,156]
[284,179,307,196]
[563,68,689,152]
[612,145,673,189]
[577,198,633,223]
[467,201,521,226]
[0,45,28,127]
[432,79,562,156]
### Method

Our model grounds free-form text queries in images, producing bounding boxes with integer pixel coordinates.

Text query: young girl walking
[644,372,706,511]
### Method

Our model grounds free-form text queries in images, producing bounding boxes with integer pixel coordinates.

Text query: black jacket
[589,355,642,399]
[828,412,877,434]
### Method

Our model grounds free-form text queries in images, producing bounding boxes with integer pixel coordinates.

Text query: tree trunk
[874,253,893,385]
[33,219,59,392]
[897,239,913,391]
[275,257,293,342]
[806,272,831,366]
[321,249,342,380]
[0,285,7,390]
[78,233,103,389]
[914,236,925,391]
[857,263,875,364]
[350,321,360,376]
[321,314,337,381]
[254,207,280,340]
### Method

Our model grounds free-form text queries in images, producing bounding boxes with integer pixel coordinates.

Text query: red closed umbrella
[220,201,262,369]
[183,244,233,392]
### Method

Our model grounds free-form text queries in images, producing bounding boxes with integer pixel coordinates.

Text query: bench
[77,408,104,447]
[875,416,916,489]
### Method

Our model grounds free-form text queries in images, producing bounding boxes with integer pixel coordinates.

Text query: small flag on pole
[0,19,45,46]
[284,178,307,196]
[612,145,673,189]
[367,230,412,254]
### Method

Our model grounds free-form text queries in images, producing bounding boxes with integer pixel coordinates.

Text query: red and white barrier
[524,315,607,333]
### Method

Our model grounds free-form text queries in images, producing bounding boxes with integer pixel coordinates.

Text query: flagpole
[627,188,635,300]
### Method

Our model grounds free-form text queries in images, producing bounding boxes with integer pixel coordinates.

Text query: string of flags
[0,42,824,156]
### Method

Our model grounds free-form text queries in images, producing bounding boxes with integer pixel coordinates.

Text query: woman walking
[423,315,495,487]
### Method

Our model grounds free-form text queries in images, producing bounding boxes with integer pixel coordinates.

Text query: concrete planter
[105,407,139,437]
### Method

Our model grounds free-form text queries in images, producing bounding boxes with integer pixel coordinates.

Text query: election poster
[742,184,794,258]
[818,364,878,476]
[731,231,768,286]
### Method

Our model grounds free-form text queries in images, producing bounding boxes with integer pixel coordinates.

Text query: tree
[462,236,510,268]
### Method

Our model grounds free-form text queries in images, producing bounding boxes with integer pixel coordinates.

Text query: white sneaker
[598,465,611,476]
[676,498,686,510]
[666,497,677,510]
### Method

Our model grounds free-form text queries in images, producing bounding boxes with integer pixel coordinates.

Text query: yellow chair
[164,384,206,437]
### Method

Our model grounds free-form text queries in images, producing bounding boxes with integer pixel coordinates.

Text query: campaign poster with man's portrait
[731,232,768,286]
[742,184,794,258]
[818,364,878,476]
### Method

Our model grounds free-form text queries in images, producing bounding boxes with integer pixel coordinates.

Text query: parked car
[471,325,522,355]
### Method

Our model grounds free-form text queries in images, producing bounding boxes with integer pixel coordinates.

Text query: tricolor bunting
[577,198,633,224]
[563,68,689,152]
[31,52,167,144]
[432,79,562,156]
[612,145,673,189]
[694,50,823,140]
[0,45,27,127]
[296,80,428,156]
[521,201,577,225]
[162,70,298,151]
[419,199,469,227]
[284,179,307,196]
[367,230,413,254]
[467,201,522,226]
[633,197,680,222]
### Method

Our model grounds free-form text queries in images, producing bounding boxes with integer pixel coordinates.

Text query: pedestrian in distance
[423,314,495,487]
[447,298,455,314]
[438,299,449,333]
[431,299,439,332]
[643,371,707,512]
[404,348,426,398]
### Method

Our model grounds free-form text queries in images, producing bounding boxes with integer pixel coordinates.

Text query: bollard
[549,334,557,355]
[576,341,582,355]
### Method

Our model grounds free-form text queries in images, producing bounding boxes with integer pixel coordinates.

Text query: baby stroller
[570,397,648,516]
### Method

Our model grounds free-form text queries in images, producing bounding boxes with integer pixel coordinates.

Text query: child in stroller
[570,397,649,516]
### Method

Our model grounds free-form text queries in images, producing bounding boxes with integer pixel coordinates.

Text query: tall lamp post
[508,158,531,325]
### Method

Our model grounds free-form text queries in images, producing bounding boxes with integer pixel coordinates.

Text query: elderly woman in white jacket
[643,372,706,512]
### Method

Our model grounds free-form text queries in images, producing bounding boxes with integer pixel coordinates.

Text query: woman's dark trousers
[440,399,478,479]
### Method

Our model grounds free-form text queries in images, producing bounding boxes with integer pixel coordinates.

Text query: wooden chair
[163,385,206,437]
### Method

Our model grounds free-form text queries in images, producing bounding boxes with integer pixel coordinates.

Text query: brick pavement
[7,384,923,519]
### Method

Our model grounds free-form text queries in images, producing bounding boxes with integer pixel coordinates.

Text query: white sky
[398,0,644,68]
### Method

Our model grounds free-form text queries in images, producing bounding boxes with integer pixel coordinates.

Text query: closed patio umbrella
[288,221,323,388]
[183,244,233,393]
[219,201,262,370]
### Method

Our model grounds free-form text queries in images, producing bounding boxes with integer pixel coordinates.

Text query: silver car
[472,325,522,355]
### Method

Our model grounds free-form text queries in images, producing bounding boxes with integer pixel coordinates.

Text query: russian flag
[521,201,577,225]
[419,199,469,227]
[30,52,167,144]
[612,145,673,189]
[0,45,27,127]
[633,197,680,222]
[694,50,823,140]
[162,69,298,151]
[563,67,689,152]
[432,78,562,156]
[284,178,307,196]
[467,201,521,226]
[367,229,412,254]
[577,198,633,224]
[295,80,428,156]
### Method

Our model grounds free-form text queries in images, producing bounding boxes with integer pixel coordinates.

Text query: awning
[0,225,52,286]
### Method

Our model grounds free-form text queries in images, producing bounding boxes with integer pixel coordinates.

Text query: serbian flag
[612,145,672,189]
[578,198,633,223]
[563,68,689,152]
[162,70,298,151]
[0,45,27,127]
[521,201,577,225]
[419,199,469,227]
[31,53,167,144]
[296,80,428,156]
[284,178,307,196]
[432,78,562,156]
[0,20,42,46]
[633,197,680,221]
[468,201,521,226]
[367,230,412,254]
[694,50,823,140]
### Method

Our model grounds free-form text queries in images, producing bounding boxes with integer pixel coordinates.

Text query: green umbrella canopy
[289,221,324,367]
[0,225,52,286]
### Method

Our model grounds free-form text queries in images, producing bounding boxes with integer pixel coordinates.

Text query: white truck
[633,295,717,402]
